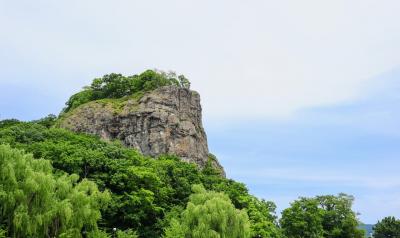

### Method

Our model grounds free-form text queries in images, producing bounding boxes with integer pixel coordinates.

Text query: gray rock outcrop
[59,86,224,174]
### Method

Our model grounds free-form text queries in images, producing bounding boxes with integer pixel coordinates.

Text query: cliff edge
[58,85,224,175]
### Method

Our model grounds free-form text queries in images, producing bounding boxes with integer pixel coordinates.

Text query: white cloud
[1,0,399,120]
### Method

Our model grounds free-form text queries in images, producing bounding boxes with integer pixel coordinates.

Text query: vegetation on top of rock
[63,70,191,113]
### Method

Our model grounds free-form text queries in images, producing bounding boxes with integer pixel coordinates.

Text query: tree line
[3,119,398,237]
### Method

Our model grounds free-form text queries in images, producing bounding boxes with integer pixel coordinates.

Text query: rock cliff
[59,86,224,174]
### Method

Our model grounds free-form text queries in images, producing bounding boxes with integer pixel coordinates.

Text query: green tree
[0,119,20,129]
[316,194,364,238]
[373,216,400,238]
[280,194,364,238]
[0,144,110,237]
[64,89,94,112]
[164,185,251,238]
[116,229,139,238]
[281,197,324,238]
[163,219,186,238]
[246,197,282,238]
[33,114,57,128]
[0,228,6,238]
[91,73,130,99]
[201,158,281,237]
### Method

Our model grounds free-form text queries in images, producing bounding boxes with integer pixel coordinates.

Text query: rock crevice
[59,86,222,172]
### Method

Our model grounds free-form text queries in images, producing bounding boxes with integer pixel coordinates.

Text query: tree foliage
[373,216,400,238]
[280,194,365,238]
[32,114,57,128]
[164,185,251,238]
[0,121,279,237]
[0,144,110,237]
[280,197,323,238]
[63,70,191,113]
[0,119,20,129]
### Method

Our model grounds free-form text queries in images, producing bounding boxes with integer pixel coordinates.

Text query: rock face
[59,86,224,173]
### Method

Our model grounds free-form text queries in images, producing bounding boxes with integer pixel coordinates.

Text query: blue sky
[206,68,400,223]
[1,1,400,223]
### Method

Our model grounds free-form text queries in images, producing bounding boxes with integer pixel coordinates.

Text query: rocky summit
[59,85,224,174]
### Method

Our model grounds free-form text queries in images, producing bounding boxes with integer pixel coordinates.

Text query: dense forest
[0,70,398,237]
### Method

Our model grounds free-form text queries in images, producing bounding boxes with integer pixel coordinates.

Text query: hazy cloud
[1,0,400,120]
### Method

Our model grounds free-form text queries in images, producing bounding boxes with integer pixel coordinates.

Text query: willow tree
[164,185,251,238]
[0,144,110,238]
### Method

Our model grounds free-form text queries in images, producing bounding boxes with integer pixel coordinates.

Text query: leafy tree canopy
[63,70,191,113]
[164,184,251,238]
[0,144,110,237]
[373,216,400,238]
[280,194,365,238]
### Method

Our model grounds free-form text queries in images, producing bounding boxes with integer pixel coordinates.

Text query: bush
[0,119,20,129]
